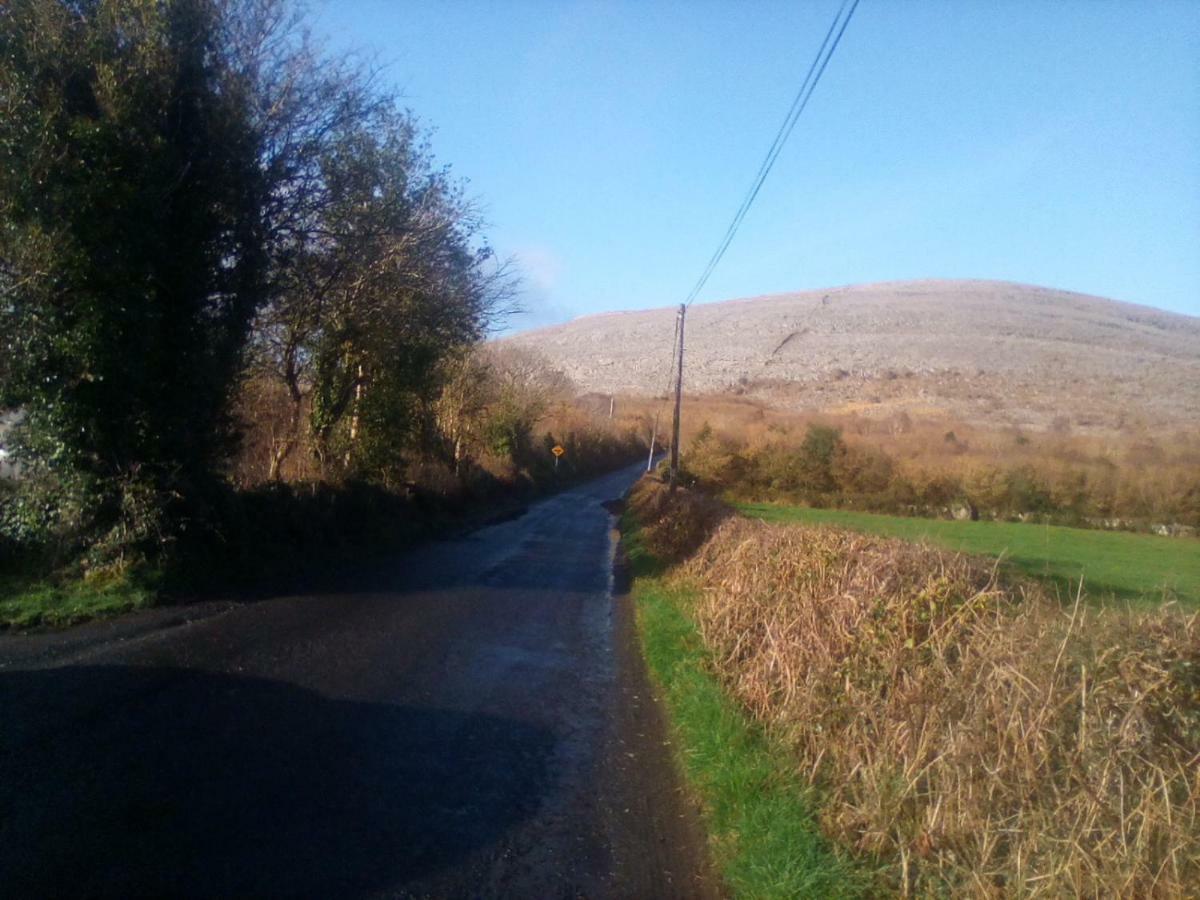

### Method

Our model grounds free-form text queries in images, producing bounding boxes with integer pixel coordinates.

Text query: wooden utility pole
[669,303,685,490]
[646,412,658,473]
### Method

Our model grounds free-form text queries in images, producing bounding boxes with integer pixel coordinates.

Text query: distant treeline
[683,422,1200,531]
[0,0,641,591]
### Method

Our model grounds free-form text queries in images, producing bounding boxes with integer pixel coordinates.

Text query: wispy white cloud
[512,245,563,294]
[493,245,578,336]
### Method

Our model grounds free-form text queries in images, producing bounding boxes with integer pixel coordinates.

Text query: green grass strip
[622,514,871,898]
[0,570,155,630]
[738,503,1199,609]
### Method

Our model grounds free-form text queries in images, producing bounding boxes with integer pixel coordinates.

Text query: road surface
[0,463,719,898]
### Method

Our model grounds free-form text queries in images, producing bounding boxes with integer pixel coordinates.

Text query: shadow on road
[0,666,554,897]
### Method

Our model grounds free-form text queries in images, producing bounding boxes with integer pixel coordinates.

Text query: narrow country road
[0,463,719,899]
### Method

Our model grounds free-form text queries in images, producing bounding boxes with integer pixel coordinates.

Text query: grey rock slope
[504,280,1200,430]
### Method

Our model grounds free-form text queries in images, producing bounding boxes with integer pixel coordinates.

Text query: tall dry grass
[682,518,1200,896]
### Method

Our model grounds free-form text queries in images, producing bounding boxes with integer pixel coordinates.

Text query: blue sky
[314,0,1200,330]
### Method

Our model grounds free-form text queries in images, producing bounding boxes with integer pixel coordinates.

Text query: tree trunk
[269,344,305,482]
[345,360,365,468]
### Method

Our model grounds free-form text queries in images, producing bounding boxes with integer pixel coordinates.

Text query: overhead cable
[683,0,861,308]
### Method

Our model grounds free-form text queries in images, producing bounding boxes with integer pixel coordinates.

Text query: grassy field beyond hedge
[739,503,1200,607]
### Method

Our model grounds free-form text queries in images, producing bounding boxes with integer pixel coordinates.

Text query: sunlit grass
[623,512,871,898]
[0,568,156,629]
[738,503,1200,607]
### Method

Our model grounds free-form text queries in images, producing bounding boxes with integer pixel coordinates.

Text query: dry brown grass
[617,393,1200,527]
[682,518,1200,896]
[620,392,1200,478]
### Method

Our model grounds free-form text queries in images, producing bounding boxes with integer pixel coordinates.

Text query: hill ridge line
[502,279,1199,433]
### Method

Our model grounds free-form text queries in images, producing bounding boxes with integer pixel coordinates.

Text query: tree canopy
[0,0,511,566]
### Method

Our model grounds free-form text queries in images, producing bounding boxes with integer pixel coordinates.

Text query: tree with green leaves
[0,0,270,565]
[1,0,517,572]
[795,424,843,494]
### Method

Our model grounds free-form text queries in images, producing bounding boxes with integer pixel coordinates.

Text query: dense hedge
[683,423,1200,530]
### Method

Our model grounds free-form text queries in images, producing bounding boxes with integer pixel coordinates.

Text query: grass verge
[0,568,156,630]
[622,509,870,898]
[739,502,1200,607]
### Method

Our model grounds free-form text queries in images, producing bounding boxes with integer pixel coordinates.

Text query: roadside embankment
[624,476,1200,897]
[622,477,869,897]
[0,445,646,631]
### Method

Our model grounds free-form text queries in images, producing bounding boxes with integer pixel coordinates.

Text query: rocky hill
[503,279,1200,432]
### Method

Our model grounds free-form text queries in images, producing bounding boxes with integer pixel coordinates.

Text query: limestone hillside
[502,279,1200,432]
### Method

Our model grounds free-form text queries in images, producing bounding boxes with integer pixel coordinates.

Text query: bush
[832,441,894,495]
[0,469,96,564]
[162,478,427,590]
[683,518,1200,896]
[681,422,744,490]
[0,481,17,564]
[627,476,730,564]
[796,424,843,493]
[1003,464,1052,516]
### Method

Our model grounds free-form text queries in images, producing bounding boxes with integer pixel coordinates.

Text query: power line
[682,0,848,308]
[683,0,861,309]
[663,0,861,487]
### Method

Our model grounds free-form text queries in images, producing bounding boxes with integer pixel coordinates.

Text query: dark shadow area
[166,458,647,600]
[621,478,734,579]
[0,665,554,898]
[610,533,634,598]
[156,460,648,607]
[0,467,641,670]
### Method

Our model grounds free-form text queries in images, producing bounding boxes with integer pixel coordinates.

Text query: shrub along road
[0,463,717,898]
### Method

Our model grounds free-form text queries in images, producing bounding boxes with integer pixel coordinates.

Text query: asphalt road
[0,463,719,899]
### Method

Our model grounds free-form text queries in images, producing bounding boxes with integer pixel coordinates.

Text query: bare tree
[237,6,518,481]
[473,345,574,464]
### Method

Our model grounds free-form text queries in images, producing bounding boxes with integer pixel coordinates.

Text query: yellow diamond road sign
[551,445,565,457]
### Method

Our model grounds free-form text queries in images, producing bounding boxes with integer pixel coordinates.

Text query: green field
[738,504,1200,608]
